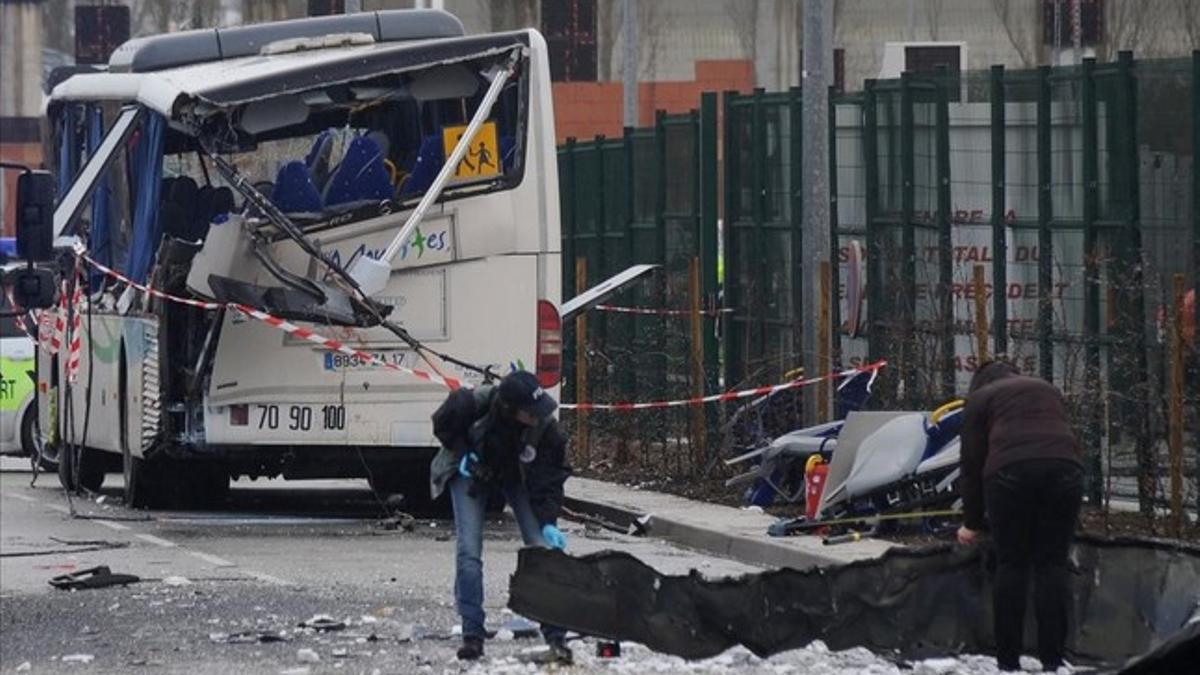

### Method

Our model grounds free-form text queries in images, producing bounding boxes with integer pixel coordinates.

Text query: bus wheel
[21,406,58,473]
[59,444,105,493]
[123,448,158,509]
[192,464,230,509]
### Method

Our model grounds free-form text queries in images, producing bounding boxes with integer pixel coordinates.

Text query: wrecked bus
[37,9,564,507]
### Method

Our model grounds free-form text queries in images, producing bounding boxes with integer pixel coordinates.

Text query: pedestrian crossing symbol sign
[442,121,501,180]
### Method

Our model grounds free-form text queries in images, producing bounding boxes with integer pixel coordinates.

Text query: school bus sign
[442,121,501,180]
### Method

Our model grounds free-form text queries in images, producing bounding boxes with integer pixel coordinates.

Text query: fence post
[1191,50,1199,516]
[574,257,589,467]
[593,135,609,352]
[828,86,842,365]
[818,260,833,421]
[974,264,989,361]
[1037,65,1054,381]
[936,65,955,399]
[1169,274,1186,536]
[990,65,1008,356]
[562,138,578,396]
[863,80,883,388]
[752,89,767,372]
[689,257,706,468]
[621,126,637,406]
[900,72,917,405]
[699,93,719,389]
[791,84,806,398]
[654,110,668,404]
[1081,57,1104,506]
[1113,50,1154,515]
[723,91,742,387]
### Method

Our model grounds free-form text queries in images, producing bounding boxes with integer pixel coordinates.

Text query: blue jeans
[449,474,565,642]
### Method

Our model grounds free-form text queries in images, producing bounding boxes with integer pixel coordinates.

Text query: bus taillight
[536,300,562,388]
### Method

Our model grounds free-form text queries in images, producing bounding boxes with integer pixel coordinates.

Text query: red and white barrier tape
[593,304,734,317]
[65,270,83,384]
[558,361,886,411]
[71,247,884,409]
[3,286,38,343]
[73,248,465,391]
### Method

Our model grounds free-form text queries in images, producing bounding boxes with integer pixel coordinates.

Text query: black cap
[497,370,557,419]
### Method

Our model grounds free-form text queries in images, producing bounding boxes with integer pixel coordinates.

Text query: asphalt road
[0,460,767,675]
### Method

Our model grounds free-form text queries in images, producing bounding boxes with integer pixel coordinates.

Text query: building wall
[1,0,46,237]
[553,59,753,143]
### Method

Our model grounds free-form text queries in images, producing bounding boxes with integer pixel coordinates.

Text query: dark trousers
[984,459,1083,671]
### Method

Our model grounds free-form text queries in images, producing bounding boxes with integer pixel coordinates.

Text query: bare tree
[925,0,946,42]
[42,0,74,55]
[1172,0,1200,51]
[636,0,665,81]
[990,0,1037,67]
[1097,0,1153,61]
[725,0,758,65]
[489,0,537,32]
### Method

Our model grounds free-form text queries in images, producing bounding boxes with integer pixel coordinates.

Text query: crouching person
[429,371,573,663]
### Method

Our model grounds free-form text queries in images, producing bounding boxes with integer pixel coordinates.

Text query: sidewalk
[565,477,894,570]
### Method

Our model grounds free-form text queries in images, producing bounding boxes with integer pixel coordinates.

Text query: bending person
[957,359,1083,673]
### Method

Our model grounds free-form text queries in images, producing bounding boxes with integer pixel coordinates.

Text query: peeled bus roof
[108,10,464,73]
[49,31,530,118]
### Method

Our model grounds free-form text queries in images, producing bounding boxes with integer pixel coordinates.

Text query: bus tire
[58,444,105,493]
[21,405,58,473]
[123,450,155,509]
[192,464,230,509]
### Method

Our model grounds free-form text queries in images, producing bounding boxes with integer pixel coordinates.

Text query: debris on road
[49,566,140,591]
[296,648,320,663]
[209,630,290,644]
[15,662,31,672]
[299,614,345,632]
[61,654,95,664]
[163,576,192,587]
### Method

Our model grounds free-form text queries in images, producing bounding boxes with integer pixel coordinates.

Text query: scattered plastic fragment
[299,614,345,632]
[210,630,289,644]
[296,648,320,663]
[163,576,192,587]
[15,662,31,672]
[62,654,95,664]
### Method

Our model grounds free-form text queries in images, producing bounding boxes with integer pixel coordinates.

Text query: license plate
[248,404,347,432]
[323,351,409,371]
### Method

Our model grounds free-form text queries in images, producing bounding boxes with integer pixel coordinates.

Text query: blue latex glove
[458,452,480,478]
[541,523,567,550]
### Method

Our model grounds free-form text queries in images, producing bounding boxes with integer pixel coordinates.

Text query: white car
[0,267,45,465]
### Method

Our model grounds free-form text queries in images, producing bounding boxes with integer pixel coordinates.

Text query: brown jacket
[960,374,1082,529]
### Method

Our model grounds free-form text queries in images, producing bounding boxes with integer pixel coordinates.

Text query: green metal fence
[559,53,1198,512]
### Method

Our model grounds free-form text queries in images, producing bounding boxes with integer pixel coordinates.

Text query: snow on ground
[467,639,1076,675]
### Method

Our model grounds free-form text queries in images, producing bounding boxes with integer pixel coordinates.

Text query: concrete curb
[563,477,894,571]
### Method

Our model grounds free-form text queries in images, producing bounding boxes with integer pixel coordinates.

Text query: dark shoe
[456,636,484,661]
[541,638,573,665]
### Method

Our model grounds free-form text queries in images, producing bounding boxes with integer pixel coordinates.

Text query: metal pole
[802,0,833,425]
[622,0,639,128]
[990,65,1008,354]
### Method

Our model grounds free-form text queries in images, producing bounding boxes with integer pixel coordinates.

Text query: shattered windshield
[166,55,526,231]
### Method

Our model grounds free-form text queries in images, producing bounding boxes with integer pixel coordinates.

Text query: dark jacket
[429,385,571,526]
[960,374,1082,530]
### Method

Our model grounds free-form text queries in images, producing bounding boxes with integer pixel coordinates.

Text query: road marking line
[94,519,130,531]
[135,533,177,548]
[187,551,236,568]
[7,493,37,502]
[244,570,291,586]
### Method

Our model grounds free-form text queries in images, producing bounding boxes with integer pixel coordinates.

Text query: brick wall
[552,59,753,143]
